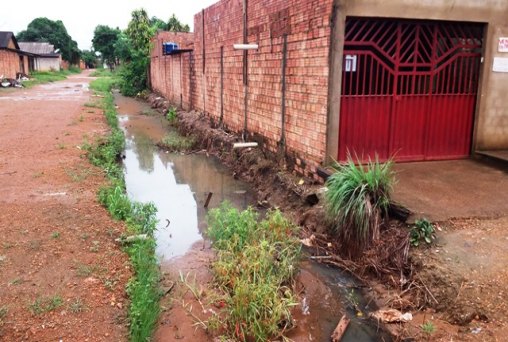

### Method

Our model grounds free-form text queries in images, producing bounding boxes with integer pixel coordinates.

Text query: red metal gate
[338,18,483,162]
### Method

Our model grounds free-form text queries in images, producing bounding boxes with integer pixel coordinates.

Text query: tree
[167,14,190,32]
[149,16,167,31]
[81,50,97,68]
[17,18,80,63]
[126,9,153,56]
[92,25,120,69]
[120,9,153,96]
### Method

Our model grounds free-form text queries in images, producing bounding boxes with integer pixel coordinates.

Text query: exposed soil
[0,71,131,341]
[147,93,508,341]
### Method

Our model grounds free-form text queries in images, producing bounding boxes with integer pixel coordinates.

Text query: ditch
[115,92,390,341]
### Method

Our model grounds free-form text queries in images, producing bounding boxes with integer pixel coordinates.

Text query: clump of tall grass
[325,155,394,257]
[158,131,195,151]
[207,202,300,341]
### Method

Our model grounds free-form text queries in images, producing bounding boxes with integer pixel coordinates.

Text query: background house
[150,0,508,178]
[0,31,29,78]
[18,42,62,72]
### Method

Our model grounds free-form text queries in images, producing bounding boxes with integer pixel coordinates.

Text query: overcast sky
[0,0,217,50]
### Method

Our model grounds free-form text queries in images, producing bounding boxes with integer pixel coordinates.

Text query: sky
[0,0,217,50]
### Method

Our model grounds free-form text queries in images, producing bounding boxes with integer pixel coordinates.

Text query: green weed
[410,218,435,247]
[421,320,436,338]
[51,231,60,239]
[69,298,85,313]
[29,295,63,315]
[166,107,177,123]
[325,155,394,257]
[85,74,160,341]
[207,203,300,341]
[158,131,195,152]
[90,68,114,77]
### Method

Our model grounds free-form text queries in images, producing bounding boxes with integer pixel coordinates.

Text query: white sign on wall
[493,57,508,73]
[499,37,508,52]
[344,55,357,72]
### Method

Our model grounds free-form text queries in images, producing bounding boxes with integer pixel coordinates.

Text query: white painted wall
[35,58,61,71]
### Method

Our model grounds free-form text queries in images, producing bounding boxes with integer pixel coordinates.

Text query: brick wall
[0,50,21,79]
[150,32,195,110]
[150,0,334,177]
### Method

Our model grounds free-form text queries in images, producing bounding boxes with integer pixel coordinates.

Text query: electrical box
[162,42,179,55]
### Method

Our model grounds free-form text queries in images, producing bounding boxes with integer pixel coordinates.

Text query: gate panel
[339,18,483,162]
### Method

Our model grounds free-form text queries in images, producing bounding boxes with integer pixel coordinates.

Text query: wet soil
[0,71,131,340]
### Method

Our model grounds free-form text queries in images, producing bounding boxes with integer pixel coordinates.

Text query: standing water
[115,93,390,342]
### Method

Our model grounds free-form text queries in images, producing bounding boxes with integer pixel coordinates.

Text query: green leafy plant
[166,107,177,123]
[421,320,436,339]
[325,155,394,257]
[206,203,300,341]
[410,218,435,247]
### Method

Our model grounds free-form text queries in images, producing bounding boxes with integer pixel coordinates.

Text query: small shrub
[325,155,394,257]
[421,320,436,339]
[410,218,435,247]
[207,203,300,341]
[158,131,195,151]
[166,107,177,123]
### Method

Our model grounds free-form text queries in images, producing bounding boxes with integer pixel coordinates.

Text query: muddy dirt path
[0,71,131,341]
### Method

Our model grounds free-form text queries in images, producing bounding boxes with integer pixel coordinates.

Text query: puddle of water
[116,93,390,341]
[118,94,255,261]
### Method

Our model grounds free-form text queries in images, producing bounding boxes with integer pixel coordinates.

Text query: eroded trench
[115,92,390,342]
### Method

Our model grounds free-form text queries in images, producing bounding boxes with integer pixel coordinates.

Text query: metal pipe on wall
[279,34,288,149]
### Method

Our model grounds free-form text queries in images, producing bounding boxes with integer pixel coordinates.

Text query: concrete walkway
[392,159,508,221]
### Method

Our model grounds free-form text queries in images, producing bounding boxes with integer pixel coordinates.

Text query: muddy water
[115,93,389,341]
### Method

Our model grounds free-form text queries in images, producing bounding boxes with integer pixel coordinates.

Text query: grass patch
[29,295,63,315]
[84,75,160,341]
[325,155,394,257]
[206,203,300,341]
[90,68,114,77]
[158,131,195,152]
[22,68,79,87]
[69,298,85,313]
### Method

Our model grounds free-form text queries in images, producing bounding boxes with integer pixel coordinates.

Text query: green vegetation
[23,68,81,87]
[17,17,80,63]
[29,295,63,315]
[206,203,300,341]
[166,107,177,122]
[410,218,435,247]
[51,231,60,239]
[421,320,436,339]
[69,298,85,313]
[84,76,160,341]
[325,156,394,256]
[90,68,114,77]
[158,131,195,151]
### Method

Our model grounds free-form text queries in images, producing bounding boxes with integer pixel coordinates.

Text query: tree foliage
[167,14,190,32]
[92,25,120,68]
[17,17,80,63]
[81,50,97,68]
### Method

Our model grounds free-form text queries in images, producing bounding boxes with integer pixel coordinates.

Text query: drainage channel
[115,92,390,342]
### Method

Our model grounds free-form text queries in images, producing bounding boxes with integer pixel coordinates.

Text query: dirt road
[0,71,131,341]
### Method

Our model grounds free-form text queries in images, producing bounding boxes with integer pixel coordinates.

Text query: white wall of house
[35,57,60,71]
